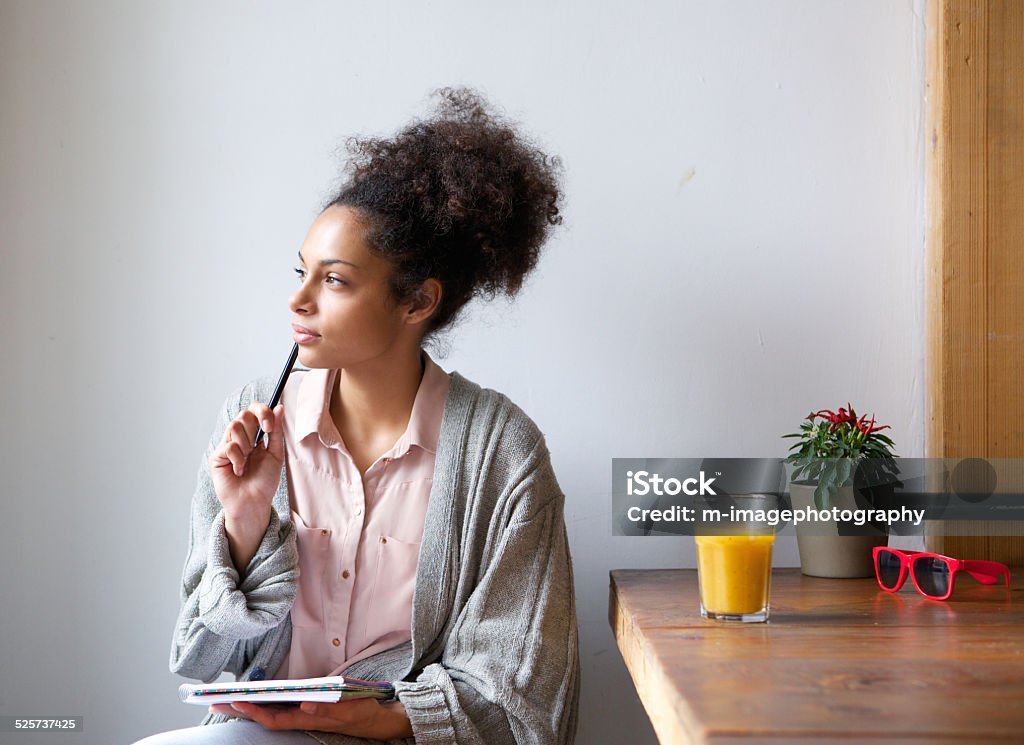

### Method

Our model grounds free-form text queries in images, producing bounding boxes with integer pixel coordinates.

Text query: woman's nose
[289,284,314,314]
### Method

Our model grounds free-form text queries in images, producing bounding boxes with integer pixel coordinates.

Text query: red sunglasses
[873,546,1010,600]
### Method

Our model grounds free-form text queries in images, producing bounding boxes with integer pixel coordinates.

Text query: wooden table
[609,568,1024,744]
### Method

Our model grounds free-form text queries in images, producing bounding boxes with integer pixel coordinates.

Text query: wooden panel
[610,569,1024,744]
[926,0,1024,562]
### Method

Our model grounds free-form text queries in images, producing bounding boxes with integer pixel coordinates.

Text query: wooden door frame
[926,0,1024,561]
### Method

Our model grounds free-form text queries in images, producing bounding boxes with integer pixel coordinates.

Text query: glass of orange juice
[695,494,779,622]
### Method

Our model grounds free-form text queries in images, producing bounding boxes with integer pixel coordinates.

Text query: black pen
[253,343,299,448]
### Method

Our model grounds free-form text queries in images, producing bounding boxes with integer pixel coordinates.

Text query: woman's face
[289,204,418,370]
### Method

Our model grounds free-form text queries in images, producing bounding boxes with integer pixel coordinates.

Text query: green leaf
[836,458,852,486]
[814,479,830,510]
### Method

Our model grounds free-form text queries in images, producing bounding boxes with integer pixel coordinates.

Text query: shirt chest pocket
[363,534,422,640]
[290,510,331,628]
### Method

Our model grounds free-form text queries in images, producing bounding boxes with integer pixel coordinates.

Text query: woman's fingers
[216,403,278,476]
[225,441,248,477]
[208,440,245,477]
[265,404,286,462]
[224,410,259,449]
[208,703,252,721]
[252,402,275,437]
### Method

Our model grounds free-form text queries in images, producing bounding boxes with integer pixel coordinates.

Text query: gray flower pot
[789,483,887,578]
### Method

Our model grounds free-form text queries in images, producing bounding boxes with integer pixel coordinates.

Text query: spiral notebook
[178,676,395,705]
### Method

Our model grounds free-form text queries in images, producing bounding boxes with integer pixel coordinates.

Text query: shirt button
[380,537,387,544]
[321,529,328,536]
[332,638,341,647]
[342,570,350,579]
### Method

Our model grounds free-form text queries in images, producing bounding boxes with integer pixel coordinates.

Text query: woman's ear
[405,278,442,325]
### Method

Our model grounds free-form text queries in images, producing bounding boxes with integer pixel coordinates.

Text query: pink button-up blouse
[273,351,450,679]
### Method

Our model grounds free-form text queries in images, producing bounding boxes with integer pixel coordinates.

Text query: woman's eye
[293,267,346,287]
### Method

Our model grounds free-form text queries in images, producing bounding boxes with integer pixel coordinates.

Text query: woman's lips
[292,324,321,344]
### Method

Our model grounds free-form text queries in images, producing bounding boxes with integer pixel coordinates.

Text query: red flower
[810,405,891,436]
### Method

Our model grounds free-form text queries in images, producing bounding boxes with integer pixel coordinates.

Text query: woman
[134,87,579,745]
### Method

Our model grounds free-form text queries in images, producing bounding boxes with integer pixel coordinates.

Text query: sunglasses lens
[876,550,903,589]
[913,556,950,597]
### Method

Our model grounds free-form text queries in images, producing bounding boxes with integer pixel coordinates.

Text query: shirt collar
[293,351,450,455]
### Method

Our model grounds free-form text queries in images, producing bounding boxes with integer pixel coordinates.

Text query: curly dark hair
[323,86,564,340]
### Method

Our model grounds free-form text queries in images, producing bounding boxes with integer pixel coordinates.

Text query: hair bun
[327,86,564,338]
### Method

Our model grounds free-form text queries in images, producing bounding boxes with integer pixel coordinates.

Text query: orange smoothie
[695,534,775,616]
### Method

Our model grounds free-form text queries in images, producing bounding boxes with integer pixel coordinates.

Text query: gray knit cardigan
[169,370,580,745]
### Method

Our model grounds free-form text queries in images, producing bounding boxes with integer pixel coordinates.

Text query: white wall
[0,1,926,743]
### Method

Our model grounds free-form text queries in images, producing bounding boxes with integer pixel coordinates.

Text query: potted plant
[783,404,900,578]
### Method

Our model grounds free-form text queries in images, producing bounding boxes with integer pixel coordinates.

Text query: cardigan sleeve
[392,457,580,745]
[168,382,299,683]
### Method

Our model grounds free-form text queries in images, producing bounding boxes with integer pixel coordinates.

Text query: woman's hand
[208,698,414,740]
[208,402,285,570]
